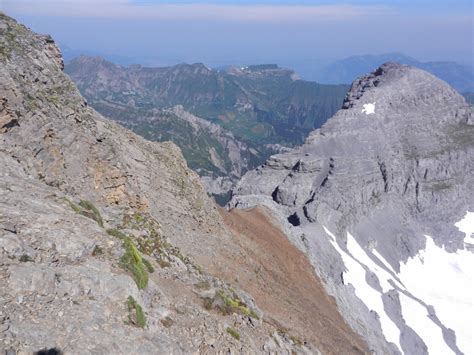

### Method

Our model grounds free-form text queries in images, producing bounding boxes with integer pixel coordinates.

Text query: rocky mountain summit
[0,13,369,354]
[314,53,474,93]
[231,63,474,354]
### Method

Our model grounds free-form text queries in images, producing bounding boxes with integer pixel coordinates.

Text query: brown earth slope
[218,207,369,354]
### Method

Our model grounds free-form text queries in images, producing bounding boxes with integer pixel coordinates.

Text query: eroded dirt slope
[219,207,369,355]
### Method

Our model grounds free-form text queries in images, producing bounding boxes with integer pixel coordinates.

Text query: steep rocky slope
[94,102,266,199]
[231,63,474,354]
[0,13,368,354]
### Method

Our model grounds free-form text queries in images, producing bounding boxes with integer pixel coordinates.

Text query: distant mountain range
[65,56,348,197]
[61,44,473,94]
[309,53,474,93]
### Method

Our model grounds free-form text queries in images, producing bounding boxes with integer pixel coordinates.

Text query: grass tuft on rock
[78,200,104,227]
[226,327,240,341]
[120,237,149,289]
[65,198,81,213]
[66,198,104,227]
[204,289,259,319]
[19,254,33,262]
[194,280,211,290]
[106,228,127,240]
[127,296,146,328]
[92,245,103,257]
[142,258,155,273]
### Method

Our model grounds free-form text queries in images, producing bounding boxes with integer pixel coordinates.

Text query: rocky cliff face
[100,103,262,198]
[231,63,474,354]
[0,13,369,354]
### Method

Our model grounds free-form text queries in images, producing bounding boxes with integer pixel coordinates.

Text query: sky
[1,0,473,71]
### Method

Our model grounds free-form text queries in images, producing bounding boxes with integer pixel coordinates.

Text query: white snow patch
[347,233,404,291]
[323,227,402,352]
[362,102,376,115]
[324,224,473,354]
[397,234,474,354]
[455,211,474,245]
[398,292,455,355]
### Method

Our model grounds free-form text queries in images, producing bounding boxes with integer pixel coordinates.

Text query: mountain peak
[69,55,118,71]
[341,61,463,112]
[231,59,474,354]
[317,53,474,92]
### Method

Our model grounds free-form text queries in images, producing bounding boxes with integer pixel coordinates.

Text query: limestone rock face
[231,63,474,354]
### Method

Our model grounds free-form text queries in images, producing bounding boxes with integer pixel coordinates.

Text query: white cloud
[3,0,394,23]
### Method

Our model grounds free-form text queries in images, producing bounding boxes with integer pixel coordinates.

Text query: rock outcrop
[0,13,369,354]
[114,103,260,197]
[231,62,474,354]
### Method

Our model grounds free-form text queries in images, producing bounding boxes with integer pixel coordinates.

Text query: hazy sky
[2,0,473,68]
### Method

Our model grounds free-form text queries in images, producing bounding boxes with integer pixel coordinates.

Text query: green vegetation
[194,280,211,290]
[78,200,104,227]
[120,237,149,289]
[122,213,163,256]
[19,254,33,262]
[142,258,155,273]
[66,198,103,227]
[106,228,127,240]
[25,93,40,111]
[123,212,203,272]
[226,327,240,341]
[109,212,200,286]
[127,296,146,328]
[66,198,82,213]
[92,245,103,257]
[0,28,16,60]
[204,289,259,319]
